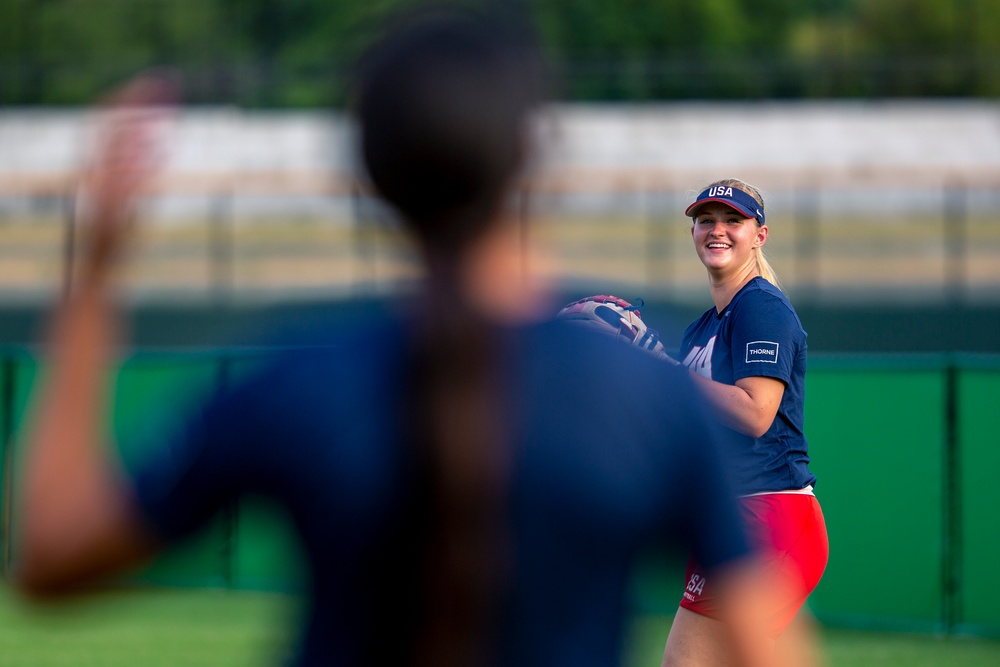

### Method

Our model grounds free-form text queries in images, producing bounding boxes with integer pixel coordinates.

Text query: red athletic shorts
[679,492,828,637]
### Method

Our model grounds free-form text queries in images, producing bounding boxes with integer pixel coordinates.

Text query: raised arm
[13,74,176,597]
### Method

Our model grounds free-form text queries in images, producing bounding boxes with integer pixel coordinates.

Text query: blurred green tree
[0,0,997,105]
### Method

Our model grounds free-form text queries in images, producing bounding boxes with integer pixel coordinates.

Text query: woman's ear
[754,224,769,248]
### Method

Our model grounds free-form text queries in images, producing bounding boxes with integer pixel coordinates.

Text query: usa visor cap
[685,185,765,225]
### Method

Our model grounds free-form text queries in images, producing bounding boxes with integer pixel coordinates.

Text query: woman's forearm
[687,372,784,439]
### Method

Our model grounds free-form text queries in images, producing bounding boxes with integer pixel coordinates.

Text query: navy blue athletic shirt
[131,307,751,667]
[679,277,816,496]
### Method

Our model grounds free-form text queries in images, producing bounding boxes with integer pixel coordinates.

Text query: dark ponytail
[355,8,543,665]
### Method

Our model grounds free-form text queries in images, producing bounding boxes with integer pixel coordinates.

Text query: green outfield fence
[1,347,999,639]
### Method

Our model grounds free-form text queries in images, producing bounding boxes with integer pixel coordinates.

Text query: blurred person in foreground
[11,8,807,667]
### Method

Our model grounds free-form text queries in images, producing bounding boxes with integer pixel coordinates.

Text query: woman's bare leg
[661,607,737,667]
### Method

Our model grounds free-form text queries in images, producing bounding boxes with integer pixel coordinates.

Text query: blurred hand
[76,71,178,285]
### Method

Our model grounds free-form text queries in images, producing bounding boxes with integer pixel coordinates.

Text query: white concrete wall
[0,108,353,173]
[1,101,998,212]
[541,101,1000,174]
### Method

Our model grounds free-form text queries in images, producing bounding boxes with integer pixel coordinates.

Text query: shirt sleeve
[728,291,803,385]
[657,371,753,572]
[130,361,293,543]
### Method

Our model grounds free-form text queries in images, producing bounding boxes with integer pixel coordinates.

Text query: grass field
[1,585,999,666]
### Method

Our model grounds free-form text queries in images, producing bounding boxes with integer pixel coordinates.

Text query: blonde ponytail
[755,247,782,292]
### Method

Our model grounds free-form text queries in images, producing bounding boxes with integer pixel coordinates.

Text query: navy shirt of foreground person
[131,311,751,667]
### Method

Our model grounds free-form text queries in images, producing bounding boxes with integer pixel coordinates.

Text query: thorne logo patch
[746,341,779,363]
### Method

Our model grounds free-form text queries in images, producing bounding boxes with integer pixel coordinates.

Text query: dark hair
[356,7,541,258]
[354,8,543,666]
